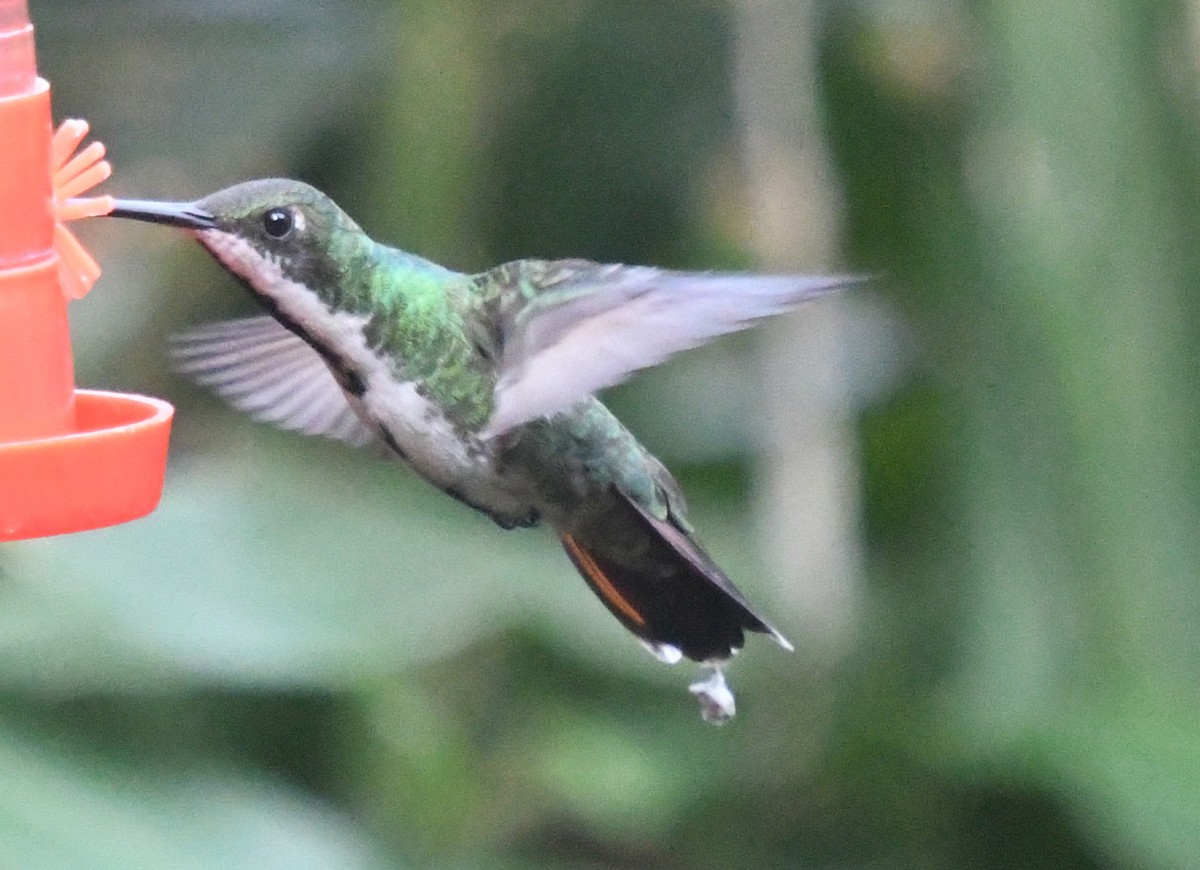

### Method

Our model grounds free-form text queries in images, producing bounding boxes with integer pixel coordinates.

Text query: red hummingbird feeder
[0,0,172,541]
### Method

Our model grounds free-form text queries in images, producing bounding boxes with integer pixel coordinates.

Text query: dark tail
[559,490,792,663]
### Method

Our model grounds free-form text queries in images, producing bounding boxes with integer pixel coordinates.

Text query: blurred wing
[170,316,376,447]
[483,262,865,436]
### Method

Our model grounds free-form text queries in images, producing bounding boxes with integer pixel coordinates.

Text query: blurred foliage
[2,0,1199,867]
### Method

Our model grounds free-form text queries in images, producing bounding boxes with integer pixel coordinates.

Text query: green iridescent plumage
[108,178,863,723]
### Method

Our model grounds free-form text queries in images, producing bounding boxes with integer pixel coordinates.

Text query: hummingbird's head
[110,178,367,300]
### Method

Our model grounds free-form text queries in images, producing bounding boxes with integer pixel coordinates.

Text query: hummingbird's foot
[689,665,736,725]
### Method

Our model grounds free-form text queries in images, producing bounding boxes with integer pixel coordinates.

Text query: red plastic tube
[0,0,173,540]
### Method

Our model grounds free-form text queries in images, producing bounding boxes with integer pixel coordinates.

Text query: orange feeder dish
[0,0,172,541]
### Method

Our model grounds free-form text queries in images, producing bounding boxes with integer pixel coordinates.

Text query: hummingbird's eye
[262,207,294,239]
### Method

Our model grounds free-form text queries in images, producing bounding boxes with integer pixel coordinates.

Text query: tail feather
[559,489,791,663]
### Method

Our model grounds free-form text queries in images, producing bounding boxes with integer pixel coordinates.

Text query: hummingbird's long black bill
[109,199,217,230]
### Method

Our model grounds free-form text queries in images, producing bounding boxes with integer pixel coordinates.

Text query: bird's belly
[352,375,537,527]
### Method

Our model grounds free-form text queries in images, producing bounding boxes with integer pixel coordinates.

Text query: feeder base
[0,389,173,541]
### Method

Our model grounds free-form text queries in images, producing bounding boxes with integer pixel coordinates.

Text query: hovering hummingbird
[108,179,860,724]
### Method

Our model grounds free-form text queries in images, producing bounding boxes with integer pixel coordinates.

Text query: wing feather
[170,315,375,448]
[482,265,865,436]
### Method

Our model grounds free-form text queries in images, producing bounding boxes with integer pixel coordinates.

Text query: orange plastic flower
[50,119,114,300]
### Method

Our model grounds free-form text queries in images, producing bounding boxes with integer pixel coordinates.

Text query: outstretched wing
[170,315,375,447]
[478,259,864,436]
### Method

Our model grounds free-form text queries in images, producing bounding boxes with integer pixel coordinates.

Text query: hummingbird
[108,179,861,724]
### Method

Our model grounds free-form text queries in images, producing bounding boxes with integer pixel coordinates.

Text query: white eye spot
[292,208,306,234]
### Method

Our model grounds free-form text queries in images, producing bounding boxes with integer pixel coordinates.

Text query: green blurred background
[3,0,1200,866]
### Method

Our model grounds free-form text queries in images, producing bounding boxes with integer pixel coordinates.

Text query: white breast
[198,230,533,520]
